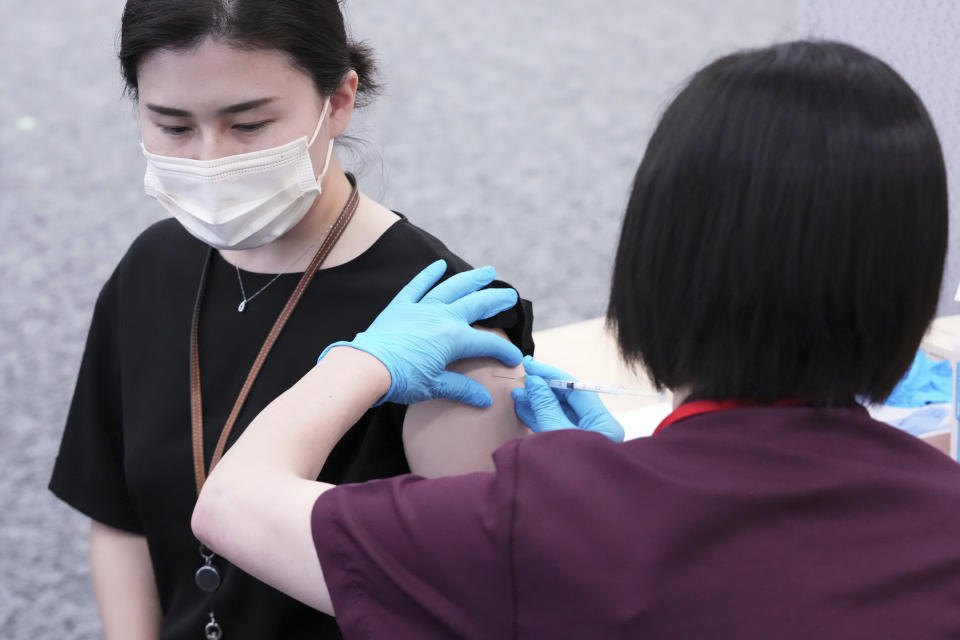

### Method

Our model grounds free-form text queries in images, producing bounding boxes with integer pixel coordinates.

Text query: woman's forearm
[191,347,390,613]
[90,520,163,640]
[215,346,390,481]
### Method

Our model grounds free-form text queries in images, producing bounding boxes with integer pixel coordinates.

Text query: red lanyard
[653,398,810,435]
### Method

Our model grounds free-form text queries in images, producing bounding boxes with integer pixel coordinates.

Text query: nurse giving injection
[192,41,960,639]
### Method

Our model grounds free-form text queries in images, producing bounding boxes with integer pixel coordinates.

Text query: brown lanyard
[189,175,360,496]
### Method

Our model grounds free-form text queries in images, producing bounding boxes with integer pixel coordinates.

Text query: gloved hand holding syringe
[500,357,669,442]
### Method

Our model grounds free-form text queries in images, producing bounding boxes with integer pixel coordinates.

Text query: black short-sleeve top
[49,216,534,640]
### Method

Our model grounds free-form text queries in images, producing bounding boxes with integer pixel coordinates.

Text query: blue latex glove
[511,357,625,442]
[885,350,952,408]
[318,260,523,407]
[892,405,949,437]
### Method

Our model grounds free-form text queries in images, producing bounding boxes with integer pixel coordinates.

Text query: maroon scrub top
[311,405,960,639]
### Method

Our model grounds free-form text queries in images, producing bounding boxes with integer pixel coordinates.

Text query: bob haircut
[608,40,947,405]
[118,0,378,104]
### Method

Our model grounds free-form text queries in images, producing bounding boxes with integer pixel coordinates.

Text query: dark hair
[607,40,947,405]
[118,0,379,104]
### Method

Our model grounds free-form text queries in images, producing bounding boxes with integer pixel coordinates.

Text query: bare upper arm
[403,328,531,478]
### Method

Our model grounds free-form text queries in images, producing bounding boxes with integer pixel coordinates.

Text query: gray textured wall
[2,2,800,637]
[799,0,960,317]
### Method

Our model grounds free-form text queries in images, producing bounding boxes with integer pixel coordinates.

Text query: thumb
[511,387,538,430]
[524,375,575,431]
[433,371,494,408]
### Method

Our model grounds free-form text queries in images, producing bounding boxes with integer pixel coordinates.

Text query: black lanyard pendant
[195,543,222,592]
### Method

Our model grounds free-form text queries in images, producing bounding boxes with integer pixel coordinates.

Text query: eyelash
[233,121,271,133]
[160,125,191,136]
[158,121,271,136]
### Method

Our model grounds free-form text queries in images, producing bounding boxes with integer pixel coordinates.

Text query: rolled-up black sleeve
[49,269,143,533]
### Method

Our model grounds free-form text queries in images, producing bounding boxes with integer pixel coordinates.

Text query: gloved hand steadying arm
[511,357,625,442]
[318,260,523,408]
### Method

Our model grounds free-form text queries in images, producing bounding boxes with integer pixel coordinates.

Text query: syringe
[493,374,664,398]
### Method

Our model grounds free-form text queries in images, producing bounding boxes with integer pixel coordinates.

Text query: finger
[563,385,611,419]
[512,370,576,423]
[449,287,519,324]
[558,398,580,424]
[511,387,538,429]
[602,422,627,443]
[433,371,493,408]
[522,356,573,402]
[522,356,576,382]
[421,266,496,305]
[392,260,448,304]
[524,375,574,432]
[510,387,527,406]
[455,329,523,366]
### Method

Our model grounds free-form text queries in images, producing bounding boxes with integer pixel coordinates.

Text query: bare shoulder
[404,327,531,478]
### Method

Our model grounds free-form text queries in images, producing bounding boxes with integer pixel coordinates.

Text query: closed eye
[233,120,271,133]
[160,125,191,136]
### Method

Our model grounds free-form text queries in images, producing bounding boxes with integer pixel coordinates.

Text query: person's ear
[328,70,359,138]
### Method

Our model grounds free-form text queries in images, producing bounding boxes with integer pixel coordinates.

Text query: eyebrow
[145,97,277,117]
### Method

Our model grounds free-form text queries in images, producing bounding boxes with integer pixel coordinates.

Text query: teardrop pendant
[237,299,246,313]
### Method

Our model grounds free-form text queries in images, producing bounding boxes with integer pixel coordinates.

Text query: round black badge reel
[195,543,222,593]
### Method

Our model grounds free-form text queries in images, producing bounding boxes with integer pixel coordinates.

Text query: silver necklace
[233,227,332,313]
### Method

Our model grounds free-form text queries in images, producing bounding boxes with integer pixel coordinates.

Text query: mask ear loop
[308,99,332,147]
[308,99,335,185]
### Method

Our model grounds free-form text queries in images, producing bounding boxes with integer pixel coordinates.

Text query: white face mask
[142,99,335,250]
